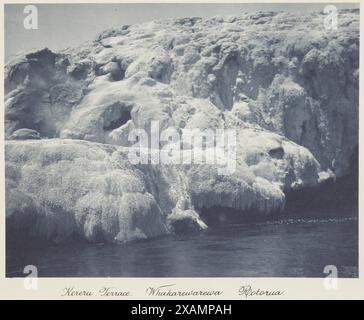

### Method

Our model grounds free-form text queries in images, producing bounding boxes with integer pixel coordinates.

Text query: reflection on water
[6,217,358,277]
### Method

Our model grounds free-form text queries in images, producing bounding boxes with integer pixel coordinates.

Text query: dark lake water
[6,216,358,278]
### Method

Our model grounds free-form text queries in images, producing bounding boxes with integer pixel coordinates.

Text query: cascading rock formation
[5,10,359,244]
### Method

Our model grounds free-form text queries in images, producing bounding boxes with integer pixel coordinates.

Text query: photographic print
[2,0,360,289]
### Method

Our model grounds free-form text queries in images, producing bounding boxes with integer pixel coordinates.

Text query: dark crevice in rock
[211,54,240,110]
[26,48,56,65]
[110,61,125,81]
[300,120,307,143]
[69,63,90,80]
[103,110,131,131]
[268,146,284,159]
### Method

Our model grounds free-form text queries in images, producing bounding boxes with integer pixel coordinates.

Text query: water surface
[6,216,358,277]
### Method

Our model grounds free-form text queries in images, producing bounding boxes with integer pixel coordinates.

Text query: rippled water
[6,216,358,277]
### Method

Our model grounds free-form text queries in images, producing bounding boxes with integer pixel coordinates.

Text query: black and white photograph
[3,1,359,282]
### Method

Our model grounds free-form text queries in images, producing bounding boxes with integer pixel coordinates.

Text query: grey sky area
[5,3,359,61]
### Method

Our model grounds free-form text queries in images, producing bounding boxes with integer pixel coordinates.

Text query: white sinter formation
[5,10,358,243]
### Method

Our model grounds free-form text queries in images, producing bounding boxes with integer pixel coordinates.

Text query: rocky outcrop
[5,137,318,244]
[5,10,359,244]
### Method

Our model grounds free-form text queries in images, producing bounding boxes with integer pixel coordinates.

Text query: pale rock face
[5,134,320,243]
[4,10,359,244]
